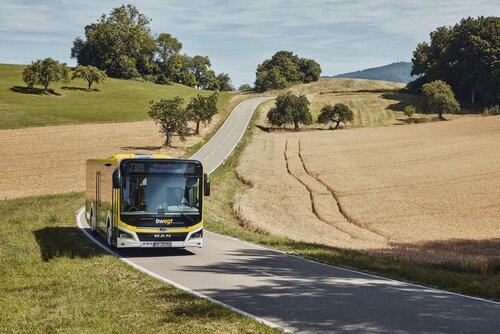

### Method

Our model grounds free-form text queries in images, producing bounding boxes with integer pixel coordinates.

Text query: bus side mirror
[112,169,121,189]
[204,173,210,196]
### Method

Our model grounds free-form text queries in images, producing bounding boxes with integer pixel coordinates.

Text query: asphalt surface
[190,96,274,174]
[79,97,500,333]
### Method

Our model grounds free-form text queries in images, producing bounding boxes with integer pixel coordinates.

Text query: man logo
[155,218,173,225]
[154,234,172,239]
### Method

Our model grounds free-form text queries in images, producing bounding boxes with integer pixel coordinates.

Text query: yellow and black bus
[85,154,210,248]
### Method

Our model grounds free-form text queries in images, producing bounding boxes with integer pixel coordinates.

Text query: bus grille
[136,232,188,242]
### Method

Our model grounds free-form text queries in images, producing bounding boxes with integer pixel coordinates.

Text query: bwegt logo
[155,218,173,225]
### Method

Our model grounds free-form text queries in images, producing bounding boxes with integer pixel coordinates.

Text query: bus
[85,154,210,248]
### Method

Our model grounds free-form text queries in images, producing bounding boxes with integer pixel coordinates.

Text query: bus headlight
[190,230,203,239]
[119,231,133,239]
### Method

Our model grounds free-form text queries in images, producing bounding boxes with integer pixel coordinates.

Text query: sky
[1,0,499,87]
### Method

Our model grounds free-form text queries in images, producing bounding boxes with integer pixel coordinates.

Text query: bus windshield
[120,161,201,216]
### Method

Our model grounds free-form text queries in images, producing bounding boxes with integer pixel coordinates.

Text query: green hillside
[0,64,235,130]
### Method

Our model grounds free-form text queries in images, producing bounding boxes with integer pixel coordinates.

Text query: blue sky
[1,1,499,86]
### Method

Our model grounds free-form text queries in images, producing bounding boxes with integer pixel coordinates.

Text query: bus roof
[86,153,172,165]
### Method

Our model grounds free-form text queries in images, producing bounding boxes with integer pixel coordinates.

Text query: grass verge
[204,102,500,301]
[0,193,280,333]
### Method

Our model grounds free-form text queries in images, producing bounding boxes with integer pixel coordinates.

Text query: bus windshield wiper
[178,212,195,224]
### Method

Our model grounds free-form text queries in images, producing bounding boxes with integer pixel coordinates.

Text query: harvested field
[0,119,217,200]
[235,116,500,270]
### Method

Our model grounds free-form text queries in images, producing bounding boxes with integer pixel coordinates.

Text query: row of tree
[148,93,218,146]
[267,93,353,130]
[411,16,499,105]
[22,58,107,93]
[255,51,322,92]
[71,4,234,91]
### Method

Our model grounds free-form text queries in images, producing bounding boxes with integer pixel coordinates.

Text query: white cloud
[1,0,499,85]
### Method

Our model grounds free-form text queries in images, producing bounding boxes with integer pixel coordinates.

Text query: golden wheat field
[0,118,219,200]
[235,115,500,267]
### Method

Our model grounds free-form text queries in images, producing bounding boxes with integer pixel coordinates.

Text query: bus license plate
[153,242,172,248]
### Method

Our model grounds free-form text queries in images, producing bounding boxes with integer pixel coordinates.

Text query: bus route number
[128,163,145,173]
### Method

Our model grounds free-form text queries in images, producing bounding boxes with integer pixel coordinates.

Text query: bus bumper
[116,226,203,248]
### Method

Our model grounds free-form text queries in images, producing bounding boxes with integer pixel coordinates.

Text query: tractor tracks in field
[284,138,388,242]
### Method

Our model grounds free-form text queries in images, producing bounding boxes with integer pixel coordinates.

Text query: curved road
[78,97,500,333]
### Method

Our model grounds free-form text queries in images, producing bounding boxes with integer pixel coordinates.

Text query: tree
[186,93,218,135]
[71,65,107,90]
[267,93,312,130]
[148,97,190,147]
[411,16,499,105]
[190,55,213,89]
[255,51,321,92]
[156,33,182,64]
[71,4,233,89]
[316,103,354,130]
[421,80,460,119]
[238,84,252,91]
[71,4,157,78]
[403,105,416,119]
[214,73,234,91]
[22,58,70,93]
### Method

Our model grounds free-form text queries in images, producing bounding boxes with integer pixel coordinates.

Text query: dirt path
[0,120,214,200]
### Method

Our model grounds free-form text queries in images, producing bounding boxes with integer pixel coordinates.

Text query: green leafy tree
[156,33,182,64]
[71,4,157,78]
[238,84,252,91]
[148,97,190,147]
[316,103,354,130]
[214,73,234,91]
[71,65,107,90]
[411,16,499,105]
[187,93,218,134]
[22,58,70,93]
[190,55,213,89]
[403,105,416,119]
[267,93,312,130]
[421,80,460,119]
[255,51,321,92]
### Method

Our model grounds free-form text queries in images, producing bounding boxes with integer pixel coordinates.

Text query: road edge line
[207,231,500,306]
[76,208,292,333]
[205,97,274,174]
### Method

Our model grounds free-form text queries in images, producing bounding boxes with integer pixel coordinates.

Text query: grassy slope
[267,78,473,128]
[0,193,279,334]
[0,64,235,130]
[203,102,500,301]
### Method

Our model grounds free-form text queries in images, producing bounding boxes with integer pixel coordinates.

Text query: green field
[0,193,279,334]
[0,64,235,130]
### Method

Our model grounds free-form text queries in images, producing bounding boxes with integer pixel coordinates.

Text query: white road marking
[75,209,291,333]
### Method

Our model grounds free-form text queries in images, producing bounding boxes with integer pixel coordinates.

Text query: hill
[0,64,235,130]
[325,62,418,83]
[271,78,421,127]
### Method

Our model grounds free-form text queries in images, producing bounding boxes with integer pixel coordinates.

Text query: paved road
[191,96,274,173]
[78,97,500,333]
